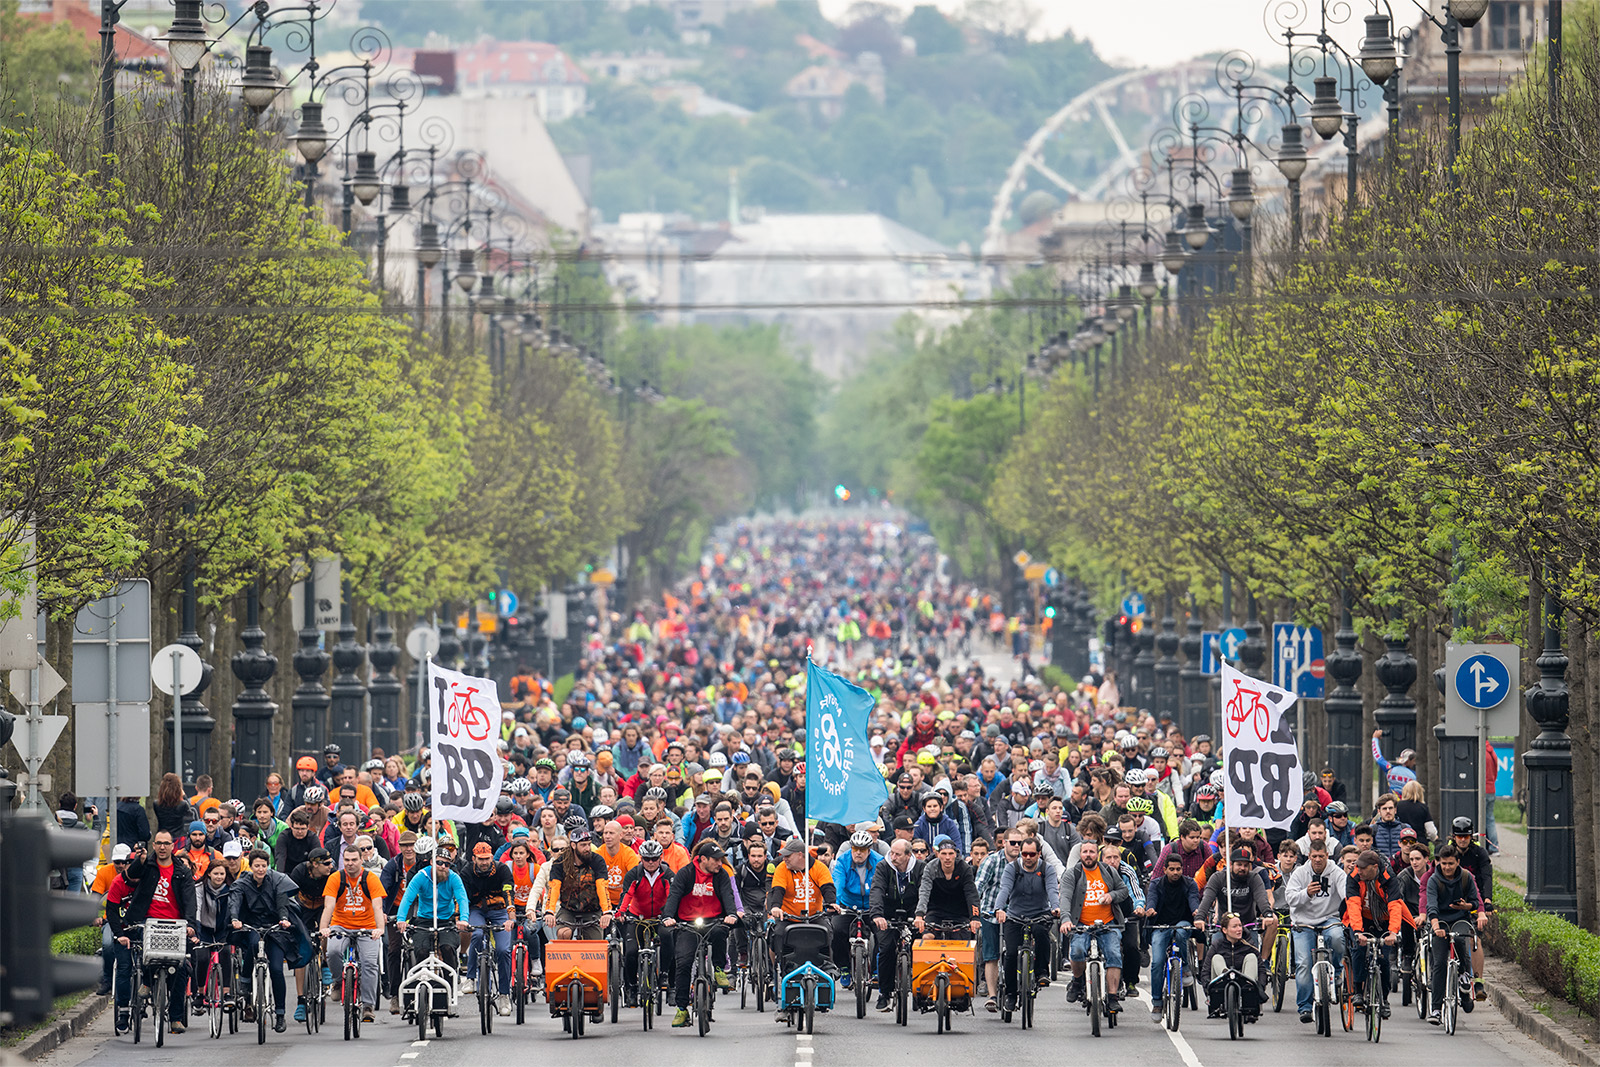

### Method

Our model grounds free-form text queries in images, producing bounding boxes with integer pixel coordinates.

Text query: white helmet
[413,835,437,856]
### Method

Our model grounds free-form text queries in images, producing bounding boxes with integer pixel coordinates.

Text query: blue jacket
[396,869,468,923]
[831,850,882,909]
[911,812,963,853]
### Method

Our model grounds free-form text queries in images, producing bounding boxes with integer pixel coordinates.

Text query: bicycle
[128,919,187,1048]
[1077,920,1119,1037]
[328,926,376,1041]
[631,918,664,1029]
[891,919,915,1027]
[741,914,768,1012]
[1351,931,1388,1042]
[999,914,1055,1029]
[1436,918,1477,1036]
[467,922,499,1035]
[606,916,624,1023]
[194,940,234,1039]
[679,918,724,1037]
[238,924,286,1044]
[509,919,537,1025]
[838,907,874,1018]
[1148,923,1196,1032]
[1412,922,1433,1020]
[1267,910,1293,1012]
[302,932,326,1034]
[1292,923,1341,1037]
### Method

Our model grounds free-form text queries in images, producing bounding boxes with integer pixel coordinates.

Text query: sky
[815,0,1376,69]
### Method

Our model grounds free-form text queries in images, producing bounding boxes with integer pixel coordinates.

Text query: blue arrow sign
[1121,592,1146,617]
[1272,622,1325,698]
[1219,626,1247,661]
[498,590,519,617]
[1200,631,1222,675]
[1042,567,1061,588]
[1454,653,1510,709]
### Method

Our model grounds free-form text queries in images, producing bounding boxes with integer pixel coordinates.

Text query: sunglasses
[911,845,929,854]
[1020,850,1039,858]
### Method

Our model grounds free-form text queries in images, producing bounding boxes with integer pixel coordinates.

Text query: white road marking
[411,1040,429,1047]
[401,1053,420,1059]
[1131,987,1203,1067]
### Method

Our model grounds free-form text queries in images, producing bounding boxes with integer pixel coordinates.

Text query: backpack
[334,870,373,902]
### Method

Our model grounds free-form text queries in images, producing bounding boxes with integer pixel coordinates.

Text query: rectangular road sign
[71,580,152,705]
[75,703,151,797]
[290,555,342,632]
[1443,642,1521,736]
[0,524,37,669]
[1272,623,1326,698]
[1200,631,1222,675]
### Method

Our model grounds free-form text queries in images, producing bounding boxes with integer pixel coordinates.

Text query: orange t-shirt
[190,794,221,818]
[771,860,832,918]
[661,842,691,873]
[510,861,538,909]
[329,783,380,811]
[91,863,121,895]
[600,844,639,895]
[1080,866,1114,925]
[322,869,386,930]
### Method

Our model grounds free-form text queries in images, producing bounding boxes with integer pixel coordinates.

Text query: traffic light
[0,813,101,1025]
[0,707,12,749]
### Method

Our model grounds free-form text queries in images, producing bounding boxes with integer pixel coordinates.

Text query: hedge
[1485,879,1600,1017]
[51,926,101,956]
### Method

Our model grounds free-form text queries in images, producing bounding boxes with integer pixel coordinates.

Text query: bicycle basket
[143,919,189,962]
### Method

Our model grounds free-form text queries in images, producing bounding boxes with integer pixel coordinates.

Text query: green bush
[1486,880,1600,1017]
[51,925,101,956]
[1039,665,1074,692]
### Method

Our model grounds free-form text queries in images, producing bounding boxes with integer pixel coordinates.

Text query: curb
[10,996,108,1062]
[1486,975,1600,1067]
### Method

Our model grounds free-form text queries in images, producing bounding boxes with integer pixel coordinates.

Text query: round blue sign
[1454,653,1510,710]
[1219,627,1247,660]
[498,590,519,617]
[1121,593,1147,617]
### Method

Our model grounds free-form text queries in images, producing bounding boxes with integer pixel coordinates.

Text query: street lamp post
[327,580,367,760]
[1154,592,1181,726]
[169,538,213,785]
[230,580,278,805]
[290,557,330,755]
[1178,595,1209,740]
[1372,608,1419,768]
[1322,586,1365,798]
[369,609,402,760]
[1523,582,1577,920]
[1238,589,1267,680]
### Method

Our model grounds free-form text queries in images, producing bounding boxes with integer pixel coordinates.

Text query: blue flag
[805,658,889,825]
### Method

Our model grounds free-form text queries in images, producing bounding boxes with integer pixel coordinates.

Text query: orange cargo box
[912,938,975,972]
[546,941,609,984]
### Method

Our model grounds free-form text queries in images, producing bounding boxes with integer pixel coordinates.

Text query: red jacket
[616,863,672,919]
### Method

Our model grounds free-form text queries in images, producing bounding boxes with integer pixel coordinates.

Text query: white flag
[1219,662,1302,829]
[426,660,505,824]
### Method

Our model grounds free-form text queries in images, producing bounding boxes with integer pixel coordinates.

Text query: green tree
[0,1,95,125]
[905,5,964,55]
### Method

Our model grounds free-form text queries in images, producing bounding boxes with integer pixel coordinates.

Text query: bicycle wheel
[513,945,526,1026]
[304,955,322,1034]
[609,943,621,1024]
[226,953,238,1034]
[568,980,584,1040]
[696,979,710,1037]
[206,958,223,1039]
[1020,945,1034,1030]
[1442,958,1458,1035]
[1272,936,1289,1012]
[258,968,270,1045]
[1166,958,1182,1032]
[479,953,493,1035]
[853,943,869,1018]
[805,982,817,1035]
[1366,959,1382,1043]
[1226,982,1241,1040]
[934,974,947,1034]
[418,993,429,1041]
[895,950,910,1026]
[153,974,167,1048]
[1088,964,1101,1038]
[1415,945,1430,1020]
[344,968,358,1041]
[1339,958,1355,1032]
[131,966,144,1044]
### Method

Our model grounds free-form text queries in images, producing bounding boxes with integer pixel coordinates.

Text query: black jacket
[915,858,979,922]
[111,853,195,933]
[869,858,922,921]
[116,800,152,849]
[663,863,741,920]
[275,828,317,874]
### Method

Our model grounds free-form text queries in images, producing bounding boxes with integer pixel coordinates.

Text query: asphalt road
[40,977,1567,1067]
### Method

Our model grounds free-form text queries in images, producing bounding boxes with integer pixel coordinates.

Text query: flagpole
[426,653,437,959]
[801,648,810,849]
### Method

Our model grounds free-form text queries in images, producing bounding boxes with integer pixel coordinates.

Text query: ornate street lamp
[415,221,443,268]
[1161,228,1189,273]
[236,44,285,114]
[349,150,382,206]
[387,183,411,216]
[1358,12,1399,85]
[1308,75,1344,139]
[454,248,478,292]
[291,101,330,163]
[1183,202,1212,250]
[1275,123,1308,180]
[1226,167,1255,220]
[155,0,211,73]
[1137,261,1159,300]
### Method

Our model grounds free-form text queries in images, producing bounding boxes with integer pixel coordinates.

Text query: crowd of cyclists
[64,516,1497,1040]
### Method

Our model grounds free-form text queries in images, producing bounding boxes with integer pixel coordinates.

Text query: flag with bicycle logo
[426,660,505,823]
[804,657,889,825]
[1219,662,1302,829]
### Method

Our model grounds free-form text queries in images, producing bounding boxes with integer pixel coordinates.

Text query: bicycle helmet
[708,752,728,768]
[564,814,588,832]
[589,804,615,821]
[508,777,532,796]
[644,787,669,802]
[323,743,341,757]
[1122,768,1146,786]
[1326,801,1349,817]
[494,796,515,815]
[568,754,592,769]
[849,830,873,849]
[1119,735,1139,750]
[1126,796,1154,815]
[1209,769,1226,789]
[1196,784,1220,801]
[413,835,436,856]
[535,757,557,772]
[638,840,664,860]
[1191,734,1212,746]
[363,759,385,772]
[1149,747,1167,760]
[1302,771,1318,791]
[915,710,936,731]
[402,793,427,813]
[1451,816,1474,834]
[730,752,751,765]
[296,756,318,772]
[303,786,327,805]
[226,798,247,817]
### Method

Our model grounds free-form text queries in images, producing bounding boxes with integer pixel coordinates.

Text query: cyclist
[395,836,470,975]
[830,830,881,979]
[1141,851,1200,1018]
[285,846,334,1022]
[460,841,516,1015]
[1154,818,1216,881]
[380,832,424,1012]
[768,836,838,1003]
[993,833,1065,1016]
[1061,838,1129,1013]
[1424,842,1486,1025]
[617,838,673,1008]
[109,831,196,1034]
[1391,841,1431,976]
[1448,816,1494,1000]
[1285,838,1347,1023]
[228,848,295,1032]
[319,844,386,1024]
[868,838,921,1012]
[598,818,641,901]
[1206,912,1262,1020]
[1196,847,1277,961]
[662,841,742,1027]
[544,824,614,940]
[1342,849,1405,1017]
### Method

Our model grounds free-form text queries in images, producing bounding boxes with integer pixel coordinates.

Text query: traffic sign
[497,590,519,617]
[289,555,341,632]
[6,715,66,764]
[1121,592,1146,617]
[1024,562,1048,582]
[150,643,202,696]
[1219,627,1247,661]
[1013,550,1032,569]
[1443,642,1521,736]
[1455,653,1510,709]
[74,703,150,797]
[70,581,152,705]
[1042,567,1061,588]
[1200,631,1222,675]
[1272,623,1325,699]
[7,659,64,708]
[405,625,440,660]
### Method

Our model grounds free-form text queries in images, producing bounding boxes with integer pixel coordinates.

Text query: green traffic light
[1044,606,1056,618]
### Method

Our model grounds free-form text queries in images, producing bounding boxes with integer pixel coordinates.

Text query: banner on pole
[805,658,889,825]
[426,660,504,824]
[1220,662,1302,829]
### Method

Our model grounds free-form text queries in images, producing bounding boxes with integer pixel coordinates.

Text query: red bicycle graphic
[1224,681,1272,742]
[445,685,492,741]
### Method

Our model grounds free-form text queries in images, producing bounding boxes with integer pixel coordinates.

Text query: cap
[112,843,133,861]
[695,842,725,861]
[189,820,206,833]
[307,847,332,862]
[472,842,494,857]
[1398,825,1418,839]
[933,835,956,852]
[1232,848,1255,863]
[891,815,915,832]
[694,793,714,806]
[779,838,806,856]
[222,841,243,858]
[1011,780,1031,796]
[510,825,531,839]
